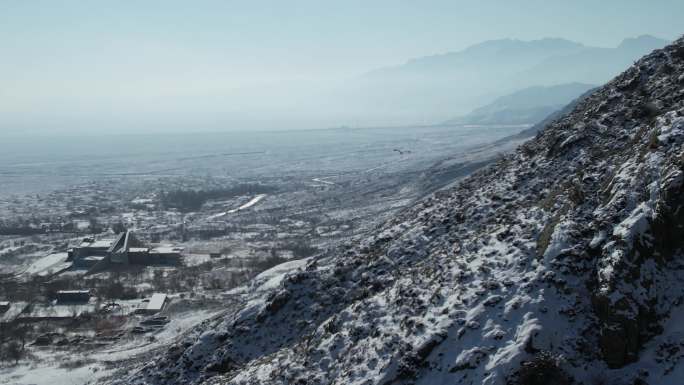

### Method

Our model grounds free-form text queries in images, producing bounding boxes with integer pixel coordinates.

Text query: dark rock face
[507,352,572,385]
[113,37,684,385]
[565,40,684,368]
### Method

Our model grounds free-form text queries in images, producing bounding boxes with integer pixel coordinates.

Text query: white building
[145,293,168,314]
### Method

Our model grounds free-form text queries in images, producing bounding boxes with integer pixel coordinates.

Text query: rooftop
[150,246,184,254]
[79,238,115,249]
[57,290,91,295]
[23,303,95,319]
[0,301,29,323]
[146,293,167,311]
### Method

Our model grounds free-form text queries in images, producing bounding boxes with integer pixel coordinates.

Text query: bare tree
[6,341,21,364]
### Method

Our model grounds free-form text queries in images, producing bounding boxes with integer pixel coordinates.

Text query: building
[0,301,29,327]
[127,247,151,264]
[68,234,121,268]
[145,293,168,314]
[56,290,91,304]
[19,303,96,322]
[67,231,183,273]
[13,291,96,322]
[148,246,184,265]
[69,237,116,257]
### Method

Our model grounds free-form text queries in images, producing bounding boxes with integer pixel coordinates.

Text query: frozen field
[0,125,525,197]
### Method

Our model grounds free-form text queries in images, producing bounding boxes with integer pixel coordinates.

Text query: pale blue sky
[1,0,683,134]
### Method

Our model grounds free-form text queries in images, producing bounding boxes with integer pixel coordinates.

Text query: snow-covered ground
[0,358,112,385]
[206,194,267,221]
[0,304,227,385]
[23,252,70,277]
[93,308,225,362]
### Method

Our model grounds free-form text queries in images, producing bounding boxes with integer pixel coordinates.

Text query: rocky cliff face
[113,37,684,385]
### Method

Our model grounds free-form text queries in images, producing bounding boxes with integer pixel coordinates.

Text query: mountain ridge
[341,35,668,124]
[369,37,588,75]
[364,35,665,78]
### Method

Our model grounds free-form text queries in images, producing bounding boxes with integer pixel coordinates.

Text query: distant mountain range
[514,35,669,86]
[444,83,596,125]
[335,35,669,125]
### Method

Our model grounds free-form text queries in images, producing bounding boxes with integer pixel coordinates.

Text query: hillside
[113,37,684,385]
[444,83,596,125]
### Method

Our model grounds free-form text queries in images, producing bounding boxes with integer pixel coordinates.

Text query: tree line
[160,184,277,212]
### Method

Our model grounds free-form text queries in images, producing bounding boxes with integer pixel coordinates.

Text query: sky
[1,0,683,136]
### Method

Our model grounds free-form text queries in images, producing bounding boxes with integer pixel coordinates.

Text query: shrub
[537,215,559,258]
[5,341,22,364]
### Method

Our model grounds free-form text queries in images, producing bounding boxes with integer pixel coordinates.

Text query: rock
[483,295,503,306]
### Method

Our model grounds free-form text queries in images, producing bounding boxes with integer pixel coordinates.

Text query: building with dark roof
[68,231,183,273]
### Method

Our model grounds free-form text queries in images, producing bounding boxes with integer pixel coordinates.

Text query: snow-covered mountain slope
[112,36,684,385]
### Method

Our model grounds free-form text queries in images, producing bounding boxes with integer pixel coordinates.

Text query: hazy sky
[1,0,683,135]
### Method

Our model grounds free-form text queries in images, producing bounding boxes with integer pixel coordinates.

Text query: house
[127,247,151,264]
[148,246,183,265]
[126,246,183,265]
[69,237,116,259]
[56,290,91,304]
[145,293,168,314]
[0,302,29,326]
[19,303,96,322]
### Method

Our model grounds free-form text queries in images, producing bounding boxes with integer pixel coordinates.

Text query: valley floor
[0,126,527,385]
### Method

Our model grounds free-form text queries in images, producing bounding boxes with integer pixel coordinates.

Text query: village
[0,165,427,372]
[0,228,223,366]
[0,122,519,382]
